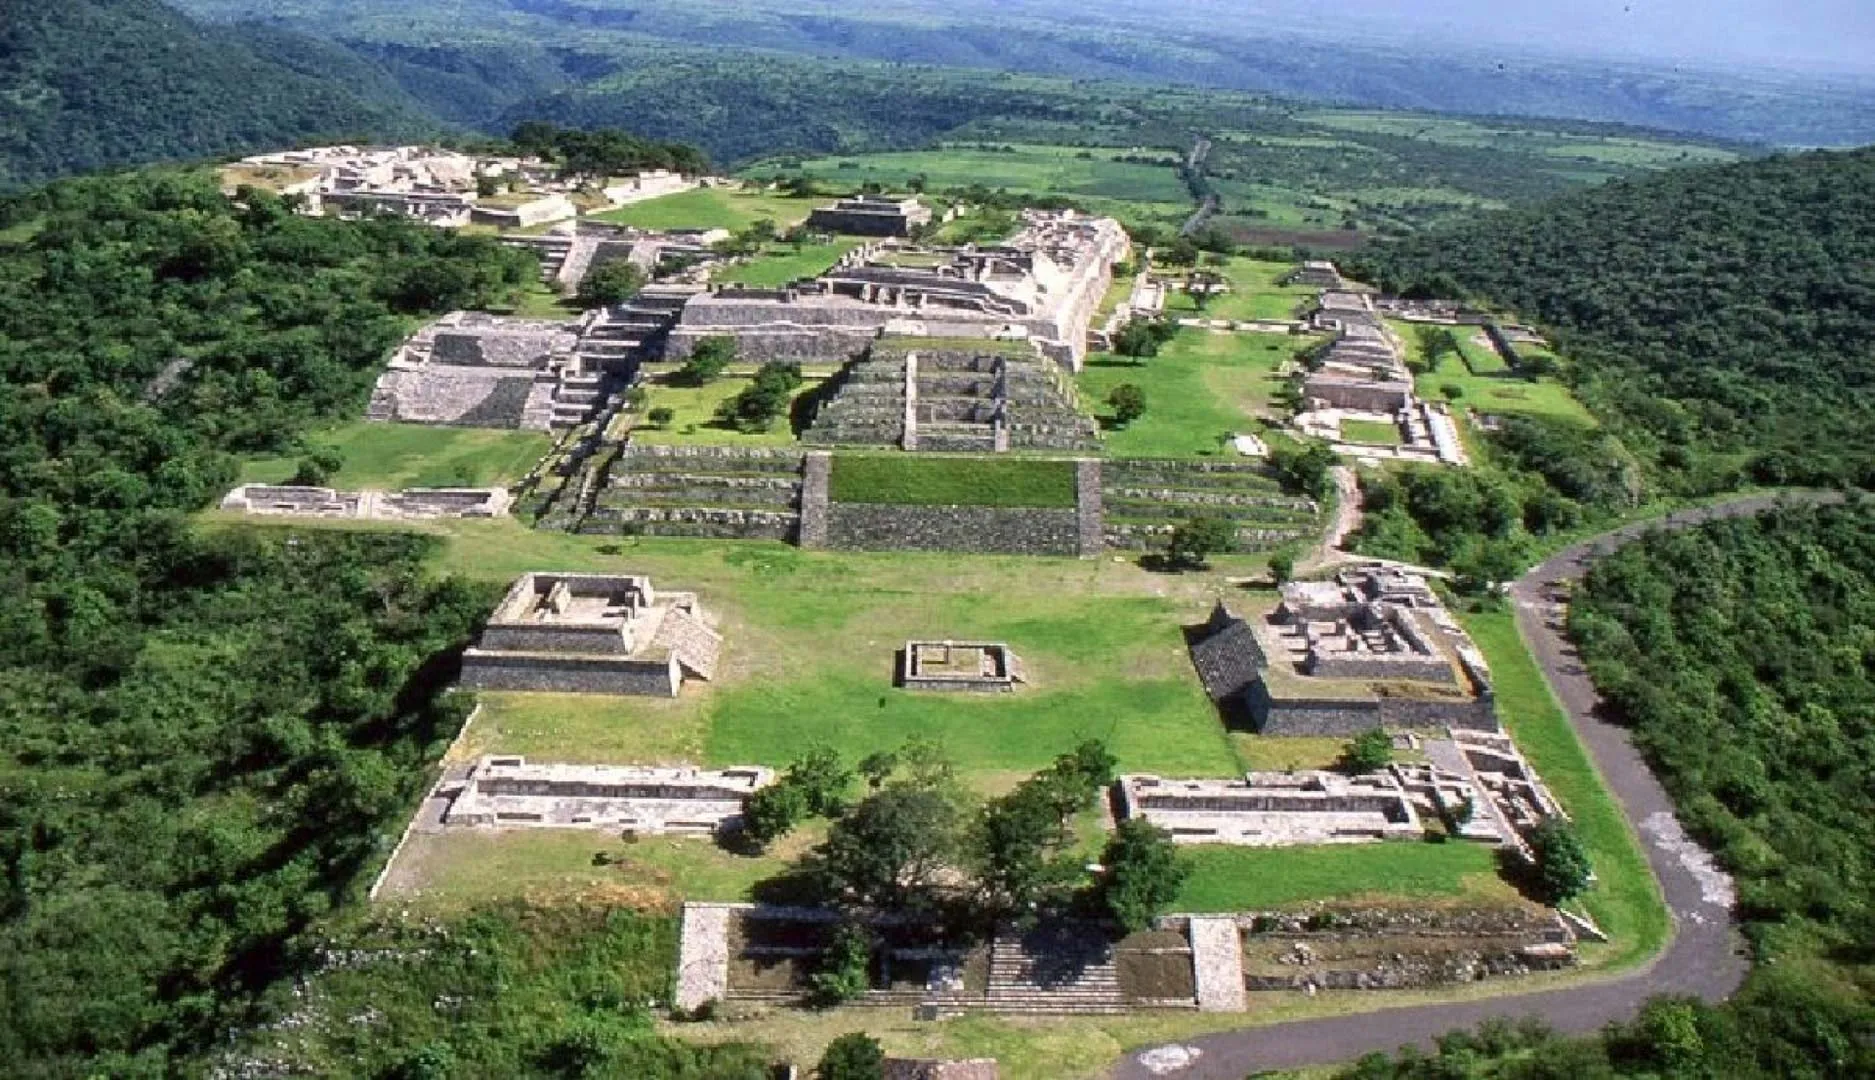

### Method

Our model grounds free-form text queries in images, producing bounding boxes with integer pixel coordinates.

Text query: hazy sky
[1223,0,1875,75]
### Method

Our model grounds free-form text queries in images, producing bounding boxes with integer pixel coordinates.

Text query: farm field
[590,186,820,231]
[236,422,552,489]
[768,144,1192,211]
[1079,329,1298,457]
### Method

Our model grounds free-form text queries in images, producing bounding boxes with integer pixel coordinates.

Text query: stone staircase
[981,929,1129,1015]
[581,286,696,371]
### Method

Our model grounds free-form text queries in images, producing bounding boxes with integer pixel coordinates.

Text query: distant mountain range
[170,0,1875,147]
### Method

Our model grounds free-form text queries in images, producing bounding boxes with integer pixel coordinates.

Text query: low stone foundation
[825,503,1085,556]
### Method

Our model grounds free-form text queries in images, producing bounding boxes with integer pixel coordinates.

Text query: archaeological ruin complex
[219,484,512,521]
[443,756,772,835]
[461,572,722,697]
[1188,565,1498,735]
[806,194,935,237]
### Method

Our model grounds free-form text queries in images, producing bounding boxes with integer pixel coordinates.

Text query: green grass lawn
[1188,257,1318,323]
[630,372,827,447]
[1079,330,1295,457]
[1461,608,1670,967]
[589,187,820,231]
[1338,418,1403,446]
[237,423,552,489]
[715,239,862,287]
[829,455,1077,507]
[1175,841,1515,911]
[391,820,829,911]
[1455,329,1511,374]
[1394,320,1597,427]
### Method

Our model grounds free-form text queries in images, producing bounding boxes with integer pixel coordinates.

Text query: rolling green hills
[0,0,436,189]
[1354,147,1875,492]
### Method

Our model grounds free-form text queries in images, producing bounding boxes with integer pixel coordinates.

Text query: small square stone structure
[807,194,934,237]
[901,641,1026,692]
[461,572,722,697]
[1117,772,1424,845]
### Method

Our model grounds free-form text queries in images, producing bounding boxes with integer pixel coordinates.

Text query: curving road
[1114,492,1846,1079]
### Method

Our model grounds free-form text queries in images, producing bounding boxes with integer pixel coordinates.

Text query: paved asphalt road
[1112,492,1846,1079]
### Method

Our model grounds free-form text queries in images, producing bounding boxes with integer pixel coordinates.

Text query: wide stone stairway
[981,925,1130,1014]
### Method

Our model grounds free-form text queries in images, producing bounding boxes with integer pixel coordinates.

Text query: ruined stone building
[807,194,935,237]
[1287,260,1346,289]
[665,211,1129,371]
[803,340,1101,453]
[444,756,771,834]
[219,484,512,521]
[1117,772,1426,845]
[503,222,728,294]
[461,572,723,696]
[366,311,619,431]
[900,641,1027,692]
[1188,566,1498,735]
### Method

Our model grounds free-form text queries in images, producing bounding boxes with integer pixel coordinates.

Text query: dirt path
[1298,465,1361,576]
[1111,491,1845,1078]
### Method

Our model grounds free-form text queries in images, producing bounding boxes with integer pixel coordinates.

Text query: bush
[1094,819,1189,933]
[807,923,874,1007]
[679,336,737,385]
[817,1032,885,1080]
[1528,818,1593,903]
[1341,728,1394,773]
[575,259,646,307]
[1107,383,1147,426]
[1165,516,1236,569]
[646,406,675,427]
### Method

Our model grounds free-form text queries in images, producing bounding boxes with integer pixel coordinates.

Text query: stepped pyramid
[804,340,1100,453]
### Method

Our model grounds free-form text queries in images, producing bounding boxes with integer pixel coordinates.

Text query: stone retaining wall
[461,650,680,696]
[824,504,1085,556]
[798,452,832,547]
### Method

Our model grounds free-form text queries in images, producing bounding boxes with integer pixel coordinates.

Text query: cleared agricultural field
[777,144,1192,208]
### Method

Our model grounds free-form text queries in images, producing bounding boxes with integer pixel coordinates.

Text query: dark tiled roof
[1190,602,1267,701]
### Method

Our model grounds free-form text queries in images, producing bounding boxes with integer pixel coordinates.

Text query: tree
[1268,549,1296,585]
[817,1032,886,1080]
[817,781,966,911]
[715,360,803,432]
[740,780,808,850]
[786,745,854,818]
[1528,818,1592,903]
[808,923,875,1007]
[857,751,898,790]
[679,336,737,385]
[289,444,344,487]
[1094,820,1189,933]
[1341,728,1394,773]
[1107,383,1147,426]
[1165,516,1236,570]
[575,259,645,308]
[646,406,675,427]
[1113,316,1177,359]
[1270,439,1338,498]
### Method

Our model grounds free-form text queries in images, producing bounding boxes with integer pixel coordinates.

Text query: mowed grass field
[590,187,820,231]
[630,370,830,447]
[1393,320,1597,427]
[1080,330,1299,457]
[237,423,552,489]
[1162,257,1318,323]
[1176,841,1516,911]
[715,238,863,287]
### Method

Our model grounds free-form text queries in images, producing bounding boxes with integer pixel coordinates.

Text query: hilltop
[1354,147,1875,492]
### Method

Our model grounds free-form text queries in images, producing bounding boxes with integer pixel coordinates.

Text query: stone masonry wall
[824,504,1084,556]
[461,651,680,696]
[798,452,831,548]
[1379,696,1501,733]
[1075,458,1105,556]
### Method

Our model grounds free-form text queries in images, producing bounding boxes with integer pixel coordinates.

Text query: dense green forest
[1356,148,1875,491]
[0,170,644,1074]
[1339,504,1875,1078]
[0,0,436,189]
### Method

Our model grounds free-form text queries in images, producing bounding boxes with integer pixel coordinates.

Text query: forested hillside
[0,0,435,189]
[1339,503,1875,1078]
[0,172,536,1072]
[1355,148,1875,493]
